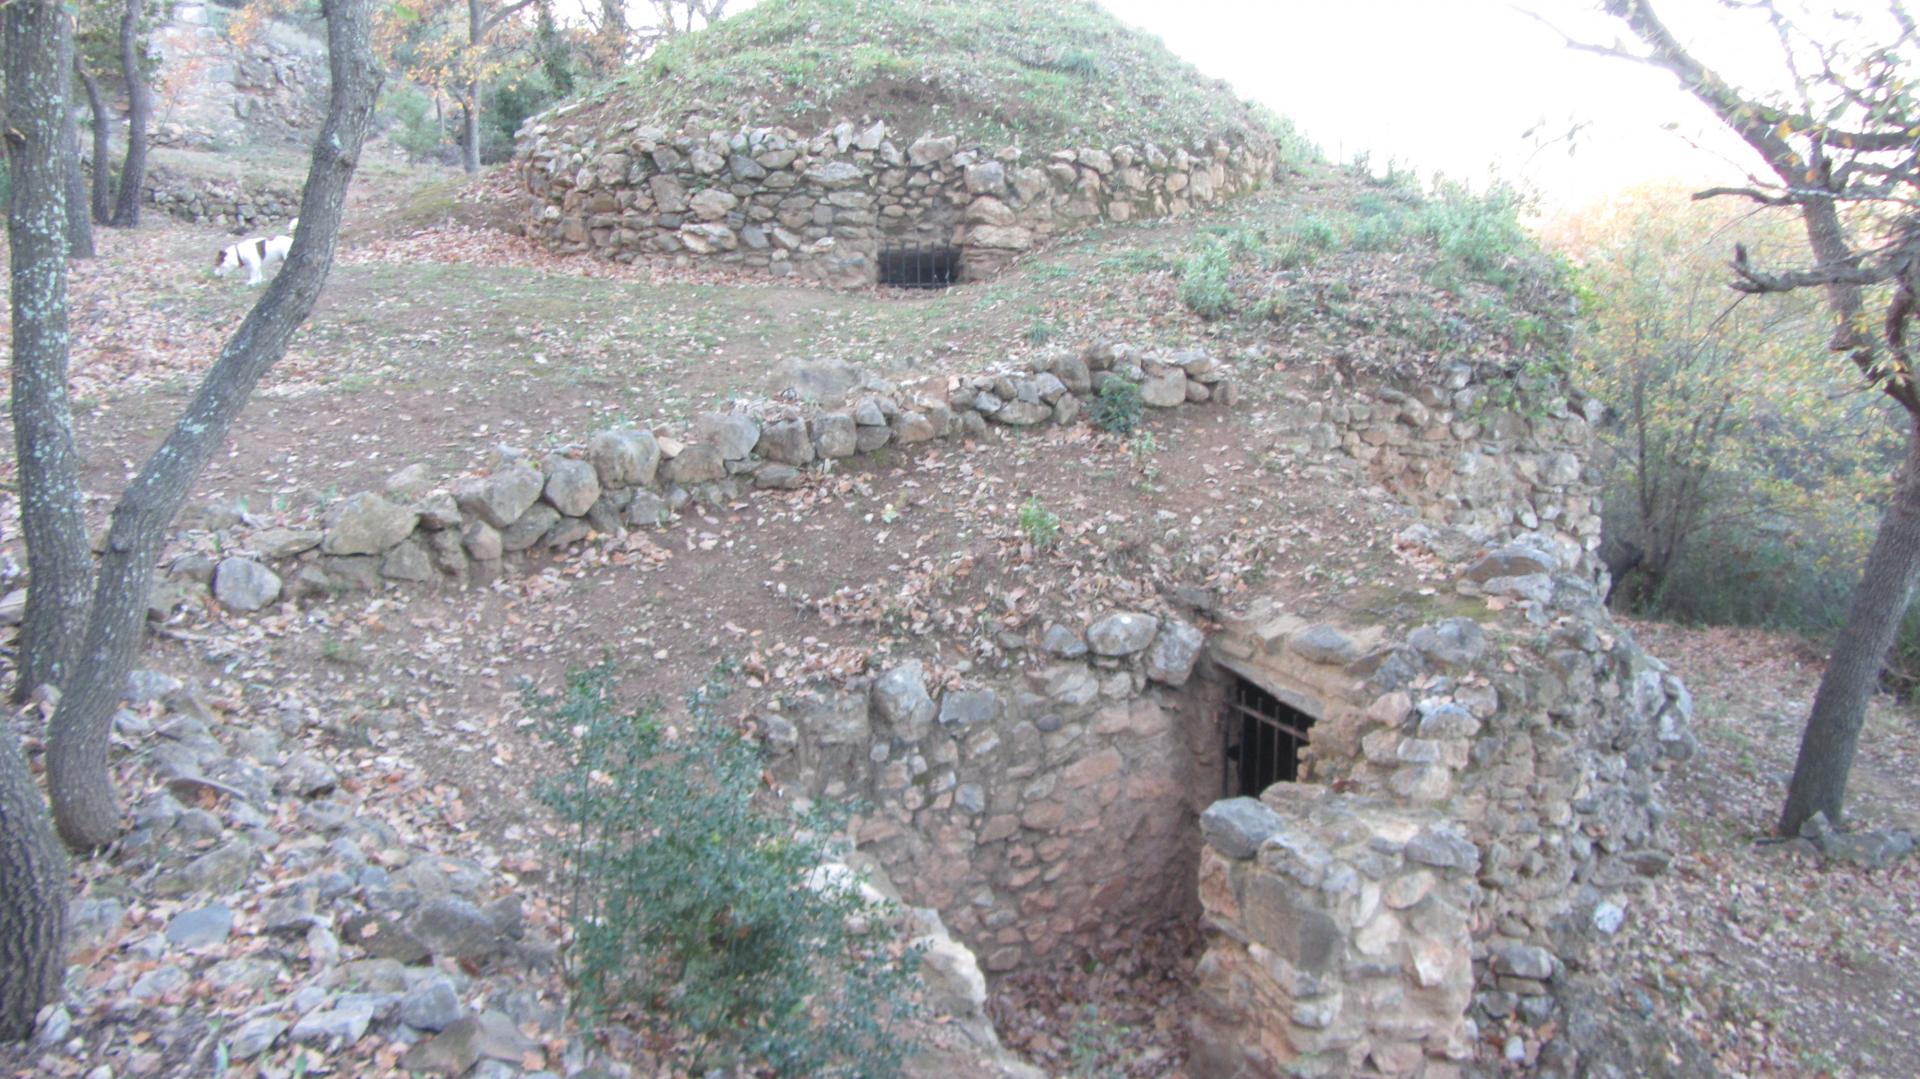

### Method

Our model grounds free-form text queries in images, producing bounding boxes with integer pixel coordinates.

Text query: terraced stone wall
[1311,367,1607,578]
[156,344,1234,620]
[143,164,303,230]
[515,114,1276,285]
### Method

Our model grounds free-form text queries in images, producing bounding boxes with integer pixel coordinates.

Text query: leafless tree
[1559,0,1920,834]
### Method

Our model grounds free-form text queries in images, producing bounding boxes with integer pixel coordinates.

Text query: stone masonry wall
[516,113,1276,285]
[159,344,1233,621]
[150,4,329,150]
[1186,537,1697,1075]
[1309,367,1607,578]
[130,345,1238,980]
[143,163,303,230]
[770,611,1216,974]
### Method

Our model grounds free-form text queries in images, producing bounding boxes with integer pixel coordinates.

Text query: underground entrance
[878,243,962,288]
[1220,672,1317,797]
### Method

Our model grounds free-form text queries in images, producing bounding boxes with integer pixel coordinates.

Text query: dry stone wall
[1309,368,1606,578]
[770,610,1216,974]
[142,163,303,230]
[162,345,1234,618]
[1186,540,1696,1075]
[516,114,1276,285]
[150,5,329,150]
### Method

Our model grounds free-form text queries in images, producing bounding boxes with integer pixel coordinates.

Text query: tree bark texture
[77,63,112,225]
[45,0,385,852]
[108,0,150,227]
[0,723,67,1043]
[6,0,95,705]
[59,16,95,259]
[464,0,483,173]
[1780,420,1920,832]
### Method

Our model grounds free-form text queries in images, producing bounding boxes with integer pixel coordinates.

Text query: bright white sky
[695,0,1845,208]
[1091,0,1767,207]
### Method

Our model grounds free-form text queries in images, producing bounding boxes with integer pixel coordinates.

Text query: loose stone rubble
[517,115,1277,285]
[20,668,1037,1079]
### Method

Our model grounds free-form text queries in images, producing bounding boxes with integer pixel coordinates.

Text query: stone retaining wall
[772,610,1216,973]
[516,114,1276,285]
[1309,368,1606,578]
[1188,537,1696,1077]
[150,4,328,150]
[164,344,1234,617]
[143,164,302,230]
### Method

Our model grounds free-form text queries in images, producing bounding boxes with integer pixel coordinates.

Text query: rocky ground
[0,162,1916,1078]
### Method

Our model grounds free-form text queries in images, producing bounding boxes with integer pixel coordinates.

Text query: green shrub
[1179,242,1234,318]
[1018,498,1060,550]
[1091,377,1144,435]
[1051,47,1103,77]
[1419,181,1533,291]
[1349,211,1413,252]
[533,661,918,1076]
[382,84,446,163]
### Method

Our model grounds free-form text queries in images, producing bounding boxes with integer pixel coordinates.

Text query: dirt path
[1604,620,1920,1078]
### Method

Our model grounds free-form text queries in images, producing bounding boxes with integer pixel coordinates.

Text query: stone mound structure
[514,0,1285,284]
[145,327,1693,1074]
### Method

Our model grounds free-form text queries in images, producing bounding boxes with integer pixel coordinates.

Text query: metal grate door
[1221,676,1316,797]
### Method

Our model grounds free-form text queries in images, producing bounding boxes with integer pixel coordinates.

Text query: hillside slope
[568,0,1293,148]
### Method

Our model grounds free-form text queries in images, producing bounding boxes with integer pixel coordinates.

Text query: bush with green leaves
[1018,497,1060,550]
[382,84,447,163]
[1418,181,1534,291]
[1178,241,1234,319]
[533,661,919,1076]
[1091,376,1144,435]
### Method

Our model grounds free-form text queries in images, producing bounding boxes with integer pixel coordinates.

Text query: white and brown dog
[213,219,299,286]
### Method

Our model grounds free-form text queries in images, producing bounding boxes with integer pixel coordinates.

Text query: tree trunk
[464,0,483,173]
[60,18,95,259]
[77,63,112,225]
[0,1,76,1034]
[1779,417,1920,834]
[0,724,67,1043]
[44,0,385,852]
[6,0,94,706]
[108,0,149,228]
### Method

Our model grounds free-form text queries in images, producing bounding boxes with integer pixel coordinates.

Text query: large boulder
[587,429,661,488]
[322,493,418,556]
[455,466,543,529]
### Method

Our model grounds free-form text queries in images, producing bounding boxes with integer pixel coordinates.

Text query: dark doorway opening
[1222,675,1316,797]
[879,244,962,289]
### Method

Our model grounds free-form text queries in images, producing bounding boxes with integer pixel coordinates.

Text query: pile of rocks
[167,342,1236,617]
[517,114,1276,285]
[21,667,1038,1079]
[29,670,578,1079]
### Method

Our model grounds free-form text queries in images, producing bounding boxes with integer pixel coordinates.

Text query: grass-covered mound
[573,0,1299,150]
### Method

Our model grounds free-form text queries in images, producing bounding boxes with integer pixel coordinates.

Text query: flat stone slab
[1201,798,1288,860]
